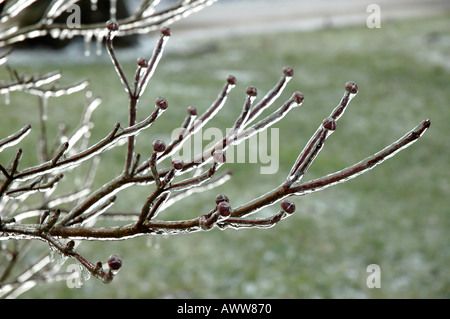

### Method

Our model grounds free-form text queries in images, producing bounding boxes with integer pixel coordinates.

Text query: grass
[1,13,449,298]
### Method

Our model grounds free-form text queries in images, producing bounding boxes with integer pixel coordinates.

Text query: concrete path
[171,0,450,40]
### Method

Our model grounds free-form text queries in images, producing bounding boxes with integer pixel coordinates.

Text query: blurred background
[0,0,449,298]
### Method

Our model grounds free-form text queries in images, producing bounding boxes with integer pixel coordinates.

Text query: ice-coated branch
[288,119,431,196]
[0,125,31,153]
[226,118,431,220]
[285,82,358,188]
[0,5,430,296]
[0,0,217,49]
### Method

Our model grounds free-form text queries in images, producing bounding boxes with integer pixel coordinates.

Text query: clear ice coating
[81,264,91,282]
[48,245,56,262]
[0,0,217,49]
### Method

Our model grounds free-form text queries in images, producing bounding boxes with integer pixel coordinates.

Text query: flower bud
[137,57,148,68]
[322,117,337,131]
[155,97,168,109]
[215,194,229,204]
[187,106,197,116]
[293,91,304,104]
[246,86,257,96]
[153,139,166,153]
[345,81,358,94]
[213,151,226,164]
[107,254,122,271]
[281,199,296,214]
[227,75,237,86]
[172,158,184,170]
[283,66,294,77]
[161,27,171,36]
[199,215,213,230]
[217,201,231,217]
[106,20,119,32]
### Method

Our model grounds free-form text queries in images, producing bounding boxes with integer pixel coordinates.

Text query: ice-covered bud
[153,139,166,153]
[215,194,229,204]
[106,20,119,32]
[161,27,171,36]
[345,81,358,94]
[94,261,103,274]
[187,106,197,116]
[293,91,304,104]
[199,215,215,230]
[64,240,75,252]
[246,86,258,96]
[322,117,337,131]
[213,151,226,164]
[281,199,296,214]
[172,158,184,170]
[108,254,122,271]
[155,97,168,109]
[227,75,237,86]
[217,201,231,217]
[283,66,294,77]
[137,57,148,68]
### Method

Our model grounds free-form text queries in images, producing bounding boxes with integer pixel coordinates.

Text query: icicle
[49,29,61,39]
[58,254,68,265]
[84,32,93,56]
[49,245,56,262]
[4,91,10,105]
[77,263,85,286]
[146,236,153,248]
[153,237,160,250]
[60,29,70,40]
[95,30,108,56]
[96,33,103,56]
[41,94,48,121]
[90,0,98,11]
[109,0,117,21]
[145,236,161,249]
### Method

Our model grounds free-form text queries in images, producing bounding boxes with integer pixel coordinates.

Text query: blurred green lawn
[1,13,449,298]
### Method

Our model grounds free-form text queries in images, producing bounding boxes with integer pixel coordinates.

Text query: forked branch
[0,13,430,296]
